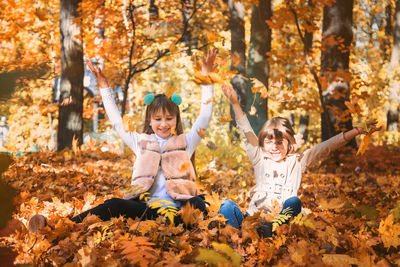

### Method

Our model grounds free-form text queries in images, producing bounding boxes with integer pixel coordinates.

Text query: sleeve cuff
[236,115,253,133]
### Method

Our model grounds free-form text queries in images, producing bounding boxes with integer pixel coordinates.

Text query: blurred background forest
[0,0,399,154]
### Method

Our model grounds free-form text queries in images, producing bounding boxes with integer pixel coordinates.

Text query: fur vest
[129,134,198,200]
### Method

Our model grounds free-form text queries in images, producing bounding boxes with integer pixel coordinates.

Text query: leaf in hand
[194,71,212,85]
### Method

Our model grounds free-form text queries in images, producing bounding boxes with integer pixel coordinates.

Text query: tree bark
[246,0,272,135]
[58,0,84,151]
[227,0,246,127]
[387,0,400,131]
[320,0,355,146]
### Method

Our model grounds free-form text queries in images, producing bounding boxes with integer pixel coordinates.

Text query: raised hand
[364,121,382,135]
[221,84,239,105]
[202,48,218,75]
[85,59,109,89]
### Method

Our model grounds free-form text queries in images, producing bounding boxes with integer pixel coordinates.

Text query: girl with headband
[28,49,217,232]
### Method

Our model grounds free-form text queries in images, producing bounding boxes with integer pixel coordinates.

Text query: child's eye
[167,117,174,120]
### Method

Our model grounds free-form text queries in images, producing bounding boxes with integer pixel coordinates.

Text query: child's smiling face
[150,109,177,138]
[262,137,289,162]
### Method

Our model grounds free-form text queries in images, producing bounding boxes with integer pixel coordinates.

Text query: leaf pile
[0,143,400,266]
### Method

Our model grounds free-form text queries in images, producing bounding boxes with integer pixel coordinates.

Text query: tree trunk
[181,0,195,55]
[246,0,272,135]
[320,0,355,146]
[387,0,400,131]
[58,0,84,151]
[228,0,246,127]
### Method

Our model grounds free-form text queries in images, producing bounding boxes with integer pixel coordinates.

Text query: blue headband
[144,93,182,106]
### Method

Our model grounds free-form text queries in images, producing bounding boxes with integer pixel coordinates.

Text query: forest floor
[0,143,400,266]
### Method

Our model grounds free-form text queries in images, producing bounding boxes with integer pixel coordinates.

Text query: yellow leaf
[206,31,219,42]
[212,242,241,266]
[322,254,361,267]
[164,85,176,98]
[378,214,400,249]
[217,116,233,122]
[193,71,212,85]
[205,97,214,104]
[356,134,370,156]
[208,72,223,84]
[171,127,177,135]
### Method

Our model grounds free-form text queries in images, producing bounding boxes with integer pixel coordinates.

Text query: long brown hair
[258,117,296,153]
[142,94,196,173]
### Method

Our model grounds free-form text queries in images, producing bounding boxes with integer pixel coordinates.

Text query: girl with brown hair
[28,49,217,233]
[219,84,381,237]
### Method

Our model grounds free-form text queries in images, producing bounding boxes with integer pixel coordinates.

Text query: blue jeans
[219,196,302,229]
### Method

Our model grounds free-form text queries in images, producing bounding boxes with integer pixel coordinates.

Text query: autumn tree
[387,0,400,131]
[57,0,84,151]
[320,0,356,145]
[246,0,272,135]
[227,0,246,112]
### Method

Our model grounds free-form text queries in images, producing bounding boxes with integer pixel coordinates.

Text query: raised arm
[300,122,382,172]
[186,49,218,156]
[221,84,258,146]
[86,59,139,152]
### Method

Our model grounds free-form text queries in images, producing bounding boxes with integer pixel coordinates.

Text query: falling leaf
[171,127,177,135]
[249,106,257,116]
[217,116,232,122]
[276,92,292,102]
[179,202,201,226]
[345,101,360,115]
[250,78,269,98]
[206,31,218,42]
[231,51,242,67]
[205,97,214,104]
[356,134,370,156]
[72,135,79,155]
[164,85,176,98]
[197,128,206,139]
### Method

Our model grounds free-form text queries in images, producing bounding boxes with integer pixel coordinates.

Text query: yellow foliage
[378,214,400,249]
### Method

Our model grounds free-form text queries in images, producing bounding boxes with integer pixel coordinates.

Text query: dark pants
[71,196,207,224]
